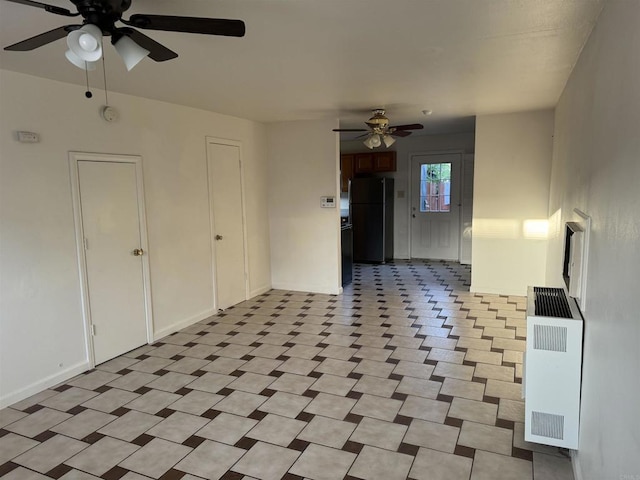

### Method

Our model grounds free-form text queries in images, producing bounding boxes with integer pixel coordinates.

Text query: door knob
[215,235,223,241]
[132,248,144,256]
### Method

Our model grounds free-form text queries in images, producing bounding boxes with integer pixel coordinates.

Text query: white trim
[205,137,250,310]
[0,361,89,409]
[249,284,272,299]
[68,152,154,369]
[571,450,583,480]
[272,282,341,296]
[152,308,218,342]
[470,284,527,297]
[407,150,464,260]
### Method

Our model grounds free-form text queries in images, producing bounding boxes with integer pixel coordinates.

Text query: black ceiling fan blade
[388,123,424,130]
[332,129,368,132]
[391,130,412,138]
[119,28,178,62]
[4,25,80,51]
[4,0,79,16]
[123,14,245,37]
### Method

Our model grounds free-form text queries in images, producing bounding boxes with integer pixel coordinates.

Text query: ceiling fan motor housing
[365,109,390,129]
[71,0,131,33]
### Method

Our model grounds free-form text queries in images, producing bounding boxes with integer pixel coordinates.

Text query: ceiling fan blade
[388,123,424,130]
[4,0,79,16]
[333,129,368,132]
[4,25,80,51]
[123,14,246,37]
[391,130,412,138]
[118,28,178,62]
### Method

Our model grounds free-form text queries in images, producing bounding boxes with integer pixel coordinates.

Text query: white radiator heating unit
[524,286,583,450]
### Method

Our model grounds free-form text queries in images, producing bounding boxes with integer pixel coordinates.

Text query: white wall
[546,2,640,478]
[471,110,554,295]
[267,120,341,295]
[341,132,476,258]
[0,70,270,407]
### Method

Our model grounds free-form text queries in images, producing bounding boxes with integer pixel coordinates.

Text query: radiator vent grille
[533,325,568,352]
[531,411,564,440]
[533,287,573,318]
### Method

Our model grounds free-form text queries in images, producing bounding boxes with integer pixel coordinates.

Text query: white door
[77,160,148,364]
[207,140,247,310]
[410,153,461,260]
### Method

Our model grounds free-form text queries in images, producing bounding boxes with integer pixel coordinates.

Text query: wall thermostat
[321,196,336,208]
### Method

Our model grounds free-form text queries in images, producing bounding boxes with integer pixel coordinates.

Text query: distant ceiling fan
[3,0,246,71]
[333,109,423,149]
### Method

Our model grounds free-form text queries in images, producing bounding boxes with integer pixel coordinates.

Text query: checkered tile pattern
[0,261,572,480]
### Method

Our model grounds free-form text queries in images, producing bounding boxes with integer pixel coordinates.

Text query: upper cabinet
[340,154,354,192]
[340,151,397,191]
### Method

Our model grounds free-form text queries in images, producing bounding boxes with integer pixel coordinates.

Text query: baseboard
[570,450,583,480]
[271,282,341,296]
[0,360,90,409]
[470,284,528,297]
[249,284,271,299]
[152,308,217,342]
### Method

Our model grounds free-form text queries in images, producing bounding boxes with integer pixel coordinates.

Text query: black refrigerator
[351,177,394,263]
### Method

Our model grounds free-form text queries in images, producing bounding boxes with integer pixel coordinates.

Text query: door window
[419,162,452,212]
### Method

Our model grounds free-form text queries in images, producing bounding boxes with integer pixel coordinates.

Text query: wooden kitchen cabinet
[340,154,354,192]
[341,151,397,191]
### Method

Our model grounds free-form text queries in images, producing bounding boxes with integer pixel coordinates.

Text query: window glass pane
[419,162,452,213]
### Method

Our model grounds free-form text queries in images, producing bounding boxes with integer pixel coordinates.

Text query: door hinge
[84,238,89,250]
[90,324,96,336]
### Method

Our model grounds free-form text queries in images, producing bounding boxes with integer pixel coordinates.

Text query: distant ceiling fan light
[67,24,103,62]
[382,134,396,147]
[370,134,382,148]
[114,35,150,71]
[65,49,97,70]
[363,135,376,149]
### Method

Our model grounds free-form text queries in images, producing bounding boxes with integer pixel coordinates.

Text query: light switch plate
[321,196,336,208]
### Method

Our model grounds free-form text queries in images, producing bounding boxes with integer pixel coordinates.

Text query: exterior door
[410,153,461,260]
[76,159,149,364]
[207,140,247,310]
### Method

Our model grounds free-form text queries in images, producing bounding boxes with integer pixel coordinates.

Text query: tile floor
[0,261,575,480]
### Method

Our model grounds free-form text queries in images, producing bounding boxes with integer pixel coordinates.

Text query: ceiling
[0,0,605,136]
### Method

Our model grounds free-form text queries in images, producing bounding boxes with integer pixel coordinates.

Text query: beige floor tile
[352,375,399,398]
[215,391,268,416]
[310,374,358,396]
[51,409,117,439]
[348,446,414,480]
[498,399,525,422]
[232,442,300,480]
[483,327,516,339]
[392,360,435,379]
[0,433,39,464]
[196,412,257,445]
[227,372,276,394]
[349,417,407,450]
[456,337,493,351]
[433,362,475,381]
[485,379,523,400]
[448,397,497,425]
[97,410,162,442]
[297,415,356,448]
[404,419,460,453]
[14,435,88,474]
[145,412,210,443]
[399,396,450,423]
[304,393,357,420]
[458,421,513,455]
[396,377,441,399]
[118,438,192,478]
[465,349,503,366]
[289,444,356,480]
[174,440,244,479]
[6,408,72,438]
[532,452,575,480]
[474,363,515,382]
[65,437,139,476]
[439,378,485,401]
[422,336,458,350]
[409,447,473,480]
[267,373,316,395]
[168,390,223,415]
[428,348,466,364]
[470,450,532,480]
[353,359,396,378]
[258,391,311,418]
[246,413,306,446]
[351,394,403,421]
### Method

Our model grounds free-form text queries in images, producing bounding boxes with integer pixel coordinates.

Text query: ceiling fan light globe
[363,135,375,149]
[114,36,150,71]
[371,134,382,148]
[67,24,103,62]
[65,49,97,70]
[382,134,396,147]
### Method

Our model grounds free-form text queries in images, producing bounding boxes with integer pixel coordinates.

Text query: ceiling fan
[3,0,246,71]
[333,109,424,149]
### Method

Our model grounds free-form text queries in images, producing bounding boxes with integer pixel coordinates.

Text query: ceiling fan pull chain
[102,56,109,106]
[84,63,92,98]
